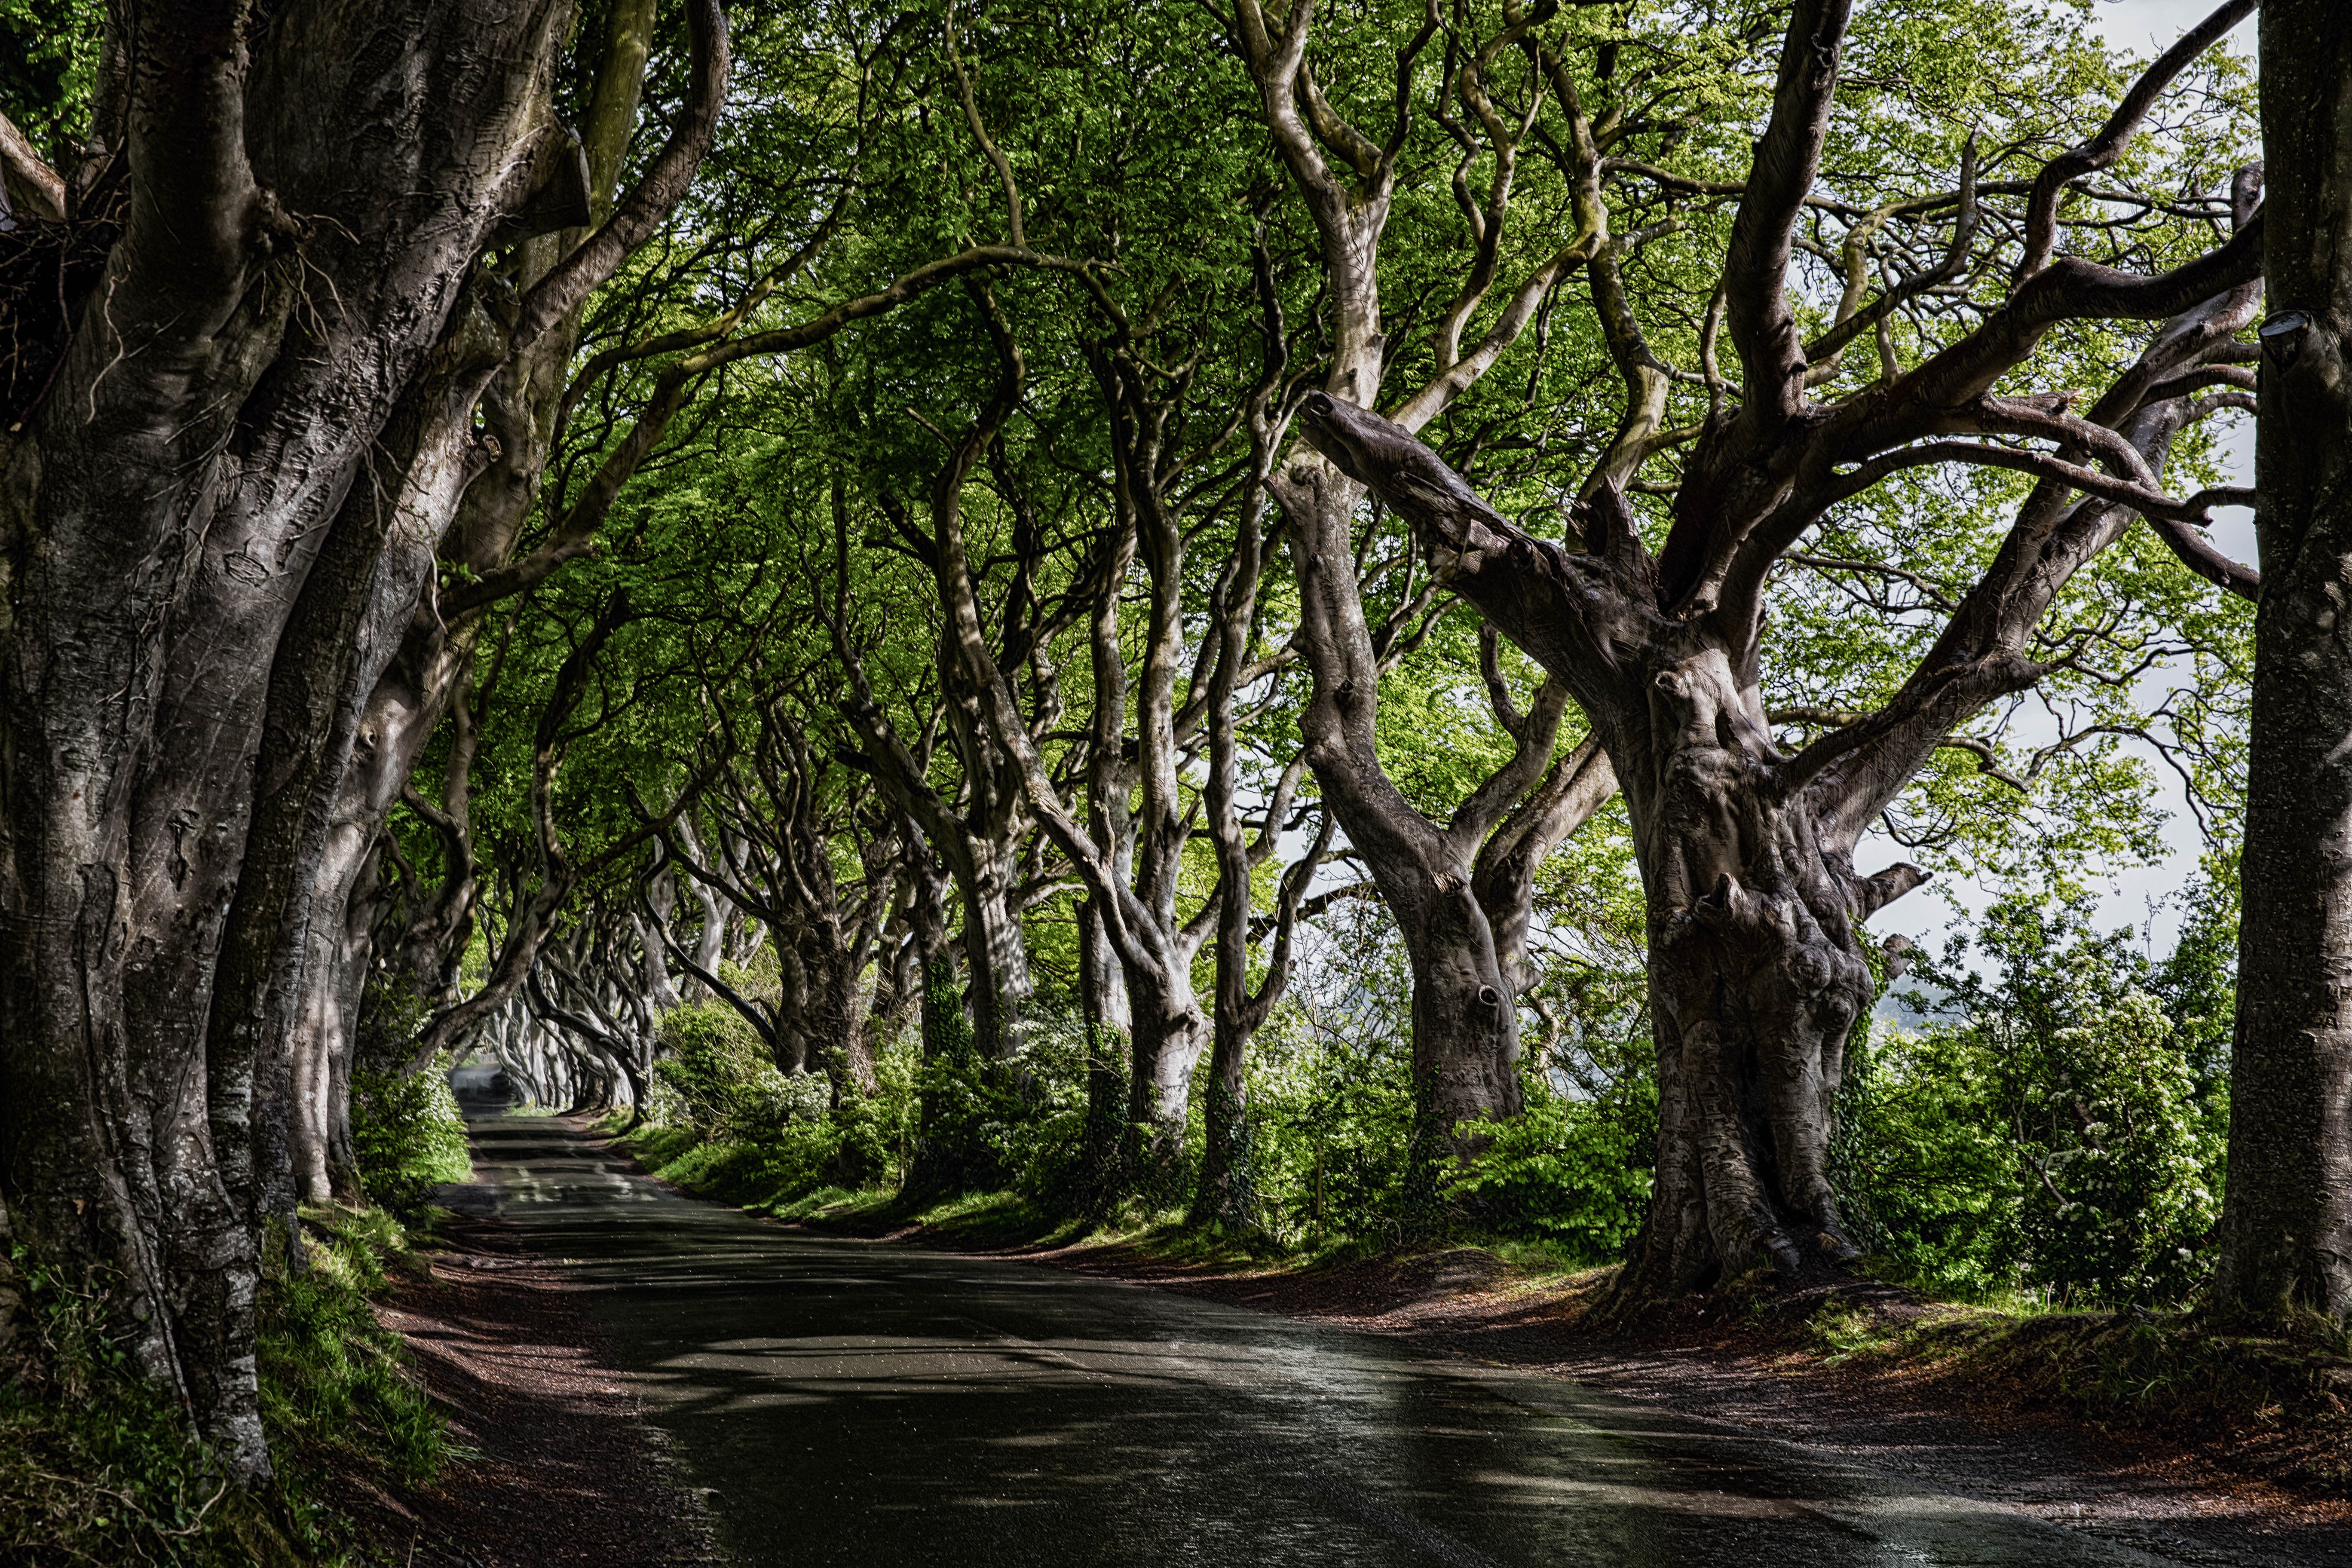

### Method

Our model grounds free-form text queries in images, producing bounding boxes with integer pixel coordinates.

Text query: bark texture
[0,0,731,1482]
[0,0,613,1476]
[2217,0,2352,1320]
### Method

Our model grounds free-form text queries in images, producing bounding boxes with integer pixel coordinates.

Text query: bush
[1839,884,2231,1306]
[1248,1017,1419,1246]
[654,1001,823,1139]
[349,1057,471,1219]
[1451,1067,1653,1260]
[346,974,469,1218]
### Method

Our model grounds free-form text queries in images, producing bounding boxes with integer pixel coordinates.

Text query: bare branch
[0,109,65,223]
[1770,707,2026,791]
[1805,135,1978,374]
[2012,0,2256,282]
[514,0,731,350]
[1839,436,2257,599]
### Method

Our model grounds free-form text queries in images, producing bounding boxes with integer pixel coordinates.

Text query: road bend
[440,1105,2247,1568]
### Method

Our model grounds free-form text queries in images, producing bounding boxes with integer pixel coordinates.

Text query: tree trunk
[1277,465,1570,1171]
[2216,0,2352,1321]
[1077,894,1130,1201]
[900,833,987,1195]
[812,944,877,1102]
[1399,885,1527,1151]
[0,0,594,1479]
[1297,397,1941,1296]
[675,815,733,1002]
[1124,985,1210,1187]
[960,846,1032,1062]
[635,904,684,1013]
[1561,640,1923,1297]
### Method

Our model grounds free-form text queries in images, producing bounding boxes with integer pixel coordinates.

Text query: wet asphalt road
[444,1108,2251,1568]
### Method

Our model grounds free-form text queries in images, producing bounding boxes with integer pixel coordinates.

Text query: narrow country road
[443,1108,2266,1568]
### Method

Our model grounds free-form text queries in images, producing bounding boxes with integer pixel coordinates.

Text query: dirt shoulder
[318,1204,720,1568]
[810,1213,2352,1566]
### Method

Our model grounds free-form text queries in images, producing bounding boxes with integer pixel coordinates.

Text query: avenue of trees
[2,0,2347,1488]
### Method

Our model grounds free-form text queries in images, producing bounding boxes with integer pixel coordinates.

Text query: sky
[2085,0,2256,55]
[1862,0,2262,960]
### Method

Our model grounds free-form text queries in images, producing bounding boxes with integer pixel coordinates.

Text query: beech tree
[1271,0,2262,1294]
[0,0,730,1478]
[1231,0,1634,1169]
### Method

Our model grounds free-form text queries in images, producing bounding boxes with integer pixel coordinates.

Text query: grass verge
[612,1119,1613,1289]
[1,1204,456,1566]
[1785,1289,2352,1490]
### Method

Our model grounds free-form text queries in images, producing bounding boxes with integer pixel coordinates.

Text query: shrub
[1839,885,2231,1306]
[346,974,469,1218]
[1248,1020,1419,1246]
[1451,1068,1653,1260]
[349,1057,470,1219]
[654,1001,812,1138]
[2012,989,2223,1303]
[0,1206,444,1565]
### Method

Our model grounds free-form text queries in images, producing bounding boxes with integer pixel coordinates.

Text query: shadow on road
[445,1111,2311,1568]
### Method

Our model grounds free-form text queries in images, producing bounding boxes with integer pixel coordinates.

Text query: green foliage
[0,1208,445,1565]
[653,1001,822,1139]
[1450,1067,1653,1261]
[1242,920,1424,1247]
[0,0,100,149]
[981,1007,1106,1205]
[347,977,471,1219]
[630,1000,922,1207]
[258,1210,449,1487]
[1839,881,2232,1306]
[349,1063,472,1221]
[899,989,1115,1208]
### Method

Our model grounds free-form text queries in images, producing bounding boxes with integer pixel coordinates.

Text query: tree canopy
[3,0,2322,1488]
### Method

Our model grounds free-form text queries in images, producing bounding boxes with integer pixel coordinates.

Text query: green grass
[1771,1279,2352,1489]
[619,1118,1598,1297]
[258,1207,453,1486]
[1,1204,458,1566]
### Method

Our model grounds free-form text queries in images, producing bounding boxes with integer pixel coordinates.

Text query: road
[445,1107,2279,1567]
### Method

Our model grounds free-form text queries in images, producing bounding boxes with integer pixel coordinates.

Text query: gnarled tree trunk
[0,0,721,1479]
[1613,646,1906,1289]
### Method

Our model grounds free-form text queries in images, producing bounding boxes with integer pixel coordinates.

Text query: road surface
[443,1106,2295,1567]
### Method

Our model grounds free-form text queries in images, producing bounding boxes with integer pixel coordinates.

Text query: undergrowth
[1778,1285,2352,1491]
[260,1207,453,1486]
[616,1110,1615,1296]
[1,1203,453,1565]
[1922,1308,2352,1485]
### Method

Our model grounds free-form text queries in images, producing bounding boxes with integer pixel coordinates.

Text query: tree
[1232,0,1629,1172]
[1292,0,2261,1297]
[0,0,725,1479]
[2215,0,2352,1322]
